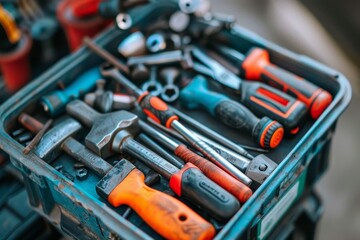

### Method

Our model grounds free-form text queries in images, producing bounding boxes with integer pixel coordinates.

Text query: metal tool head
[34,118,81,162]
[66,100,140,159]
[86,110,139,158]
[142,81,162,96]
[245,154,277,188]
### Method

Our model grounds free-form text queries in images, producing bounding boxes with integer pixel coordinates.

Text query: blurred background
[209,0,360,239]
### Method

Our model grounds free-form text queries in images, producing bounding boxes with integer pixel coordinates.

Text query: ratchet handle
[170,163,240,220]
[174,145,252,203]
[138,93,179,128]
[107,168,216,240]
[240,81,308,134]
[242,48,332,119]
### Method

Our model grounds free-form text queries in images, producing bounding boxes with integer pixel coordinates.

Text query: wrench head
[245,154,277,188]
[85,110,140,158]
[161,86,180,103]
[142,81,162,96]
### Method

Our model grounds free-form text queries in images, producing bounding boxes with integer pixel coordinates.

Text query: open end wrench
[160,67,180,103]
[141,66,162,96]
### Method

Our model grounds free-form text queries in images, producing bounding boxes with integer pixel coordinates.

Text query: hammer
[27,116,215,240]
[66,100,240,220]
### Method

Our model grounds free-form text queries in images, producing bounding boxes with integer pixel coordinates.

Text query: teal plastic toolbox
[0,1,351,239]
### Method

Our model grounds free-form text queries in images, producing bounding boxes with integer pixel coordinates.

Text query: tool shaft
[137,133,184,169]
[171,120,252,185]
[62,138,112,177]
[140,120,253,202]
[84,37,130,74]
[170,107,253,159]
[116,135,178,179]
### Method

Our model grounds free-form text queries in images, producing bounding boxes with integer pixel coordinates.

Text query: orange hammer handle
[107,169,215,240]
[174,145,252,203]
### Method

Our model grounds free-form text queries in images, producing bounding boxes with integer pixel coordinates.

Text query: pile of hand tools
[9,0,334,238]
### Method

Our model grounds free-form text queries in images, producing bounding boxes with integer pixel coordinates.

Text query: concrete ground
[209,0,360,239]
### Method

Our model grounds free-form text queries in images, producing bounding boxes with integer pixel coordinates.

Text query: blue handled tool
[180,75,284,149]
[40,67,101,116]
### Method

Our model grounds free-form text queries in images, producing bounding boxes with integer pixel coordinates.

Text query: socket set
[0,0,351,239]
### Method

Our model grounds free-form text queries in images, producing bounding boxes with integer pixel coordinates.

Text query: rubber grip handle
[66,100,101,127]
[180,75,228,115]
[181,76,284,148]
[242,48,332,119]
[174,145,252,203]
[240,81,308,134]
[41,67,101,116]
[215,100,284,149]
[170,163,240,220]
[108,169,215,240]
[138,93,179,128]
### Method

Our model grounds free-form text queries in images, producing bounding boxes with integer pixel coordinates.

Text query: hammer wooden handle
[108,168,215,240]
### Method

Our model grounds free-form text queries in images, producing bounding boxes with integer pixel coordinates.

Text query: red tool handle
[174,144,252,203]
[242,48,332,119]
[241,81,308,134]
[138,92,179,128]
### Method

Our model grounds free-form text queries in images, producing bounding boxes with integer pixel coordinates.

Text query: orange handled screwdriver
[213,45,332,119]
[139,120,253,203]
[18,113,215,240]
[83,37,252,186]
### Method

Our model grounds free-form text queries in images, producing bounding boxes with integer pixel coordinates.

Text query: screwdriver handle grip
[242,48,332,119]
[240,81,308,134]
[174,145,252,203]
[170,163,240,220]
[180,76,284,148]
[41,67,101,116]
[138,93,179,128]
[107,168,215,240]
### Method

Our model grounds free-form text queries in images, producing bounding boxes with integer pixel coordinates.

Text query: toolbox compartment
[0,1,351,239]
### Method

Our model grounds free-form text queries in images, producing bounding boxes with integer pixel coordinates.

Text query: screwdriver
[180,75,284,149]
[191,47,308,134]
[18,114,215,240]
[213,45,333,119]
[139,120,252,203]
[146,117,278,188]
[83,37,252,186]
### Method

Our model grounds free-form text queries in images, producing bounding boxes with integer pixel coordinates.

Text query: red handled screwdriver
[213,45,332,119]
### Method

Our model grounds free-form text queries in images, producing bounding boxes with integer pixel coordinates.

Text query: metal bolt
[76,168,88,181]
[259,164,268,171]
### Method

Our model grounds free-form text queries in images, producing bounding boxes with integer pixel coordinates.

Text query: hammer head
[34,118,81,162]
[85,110,140,159]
